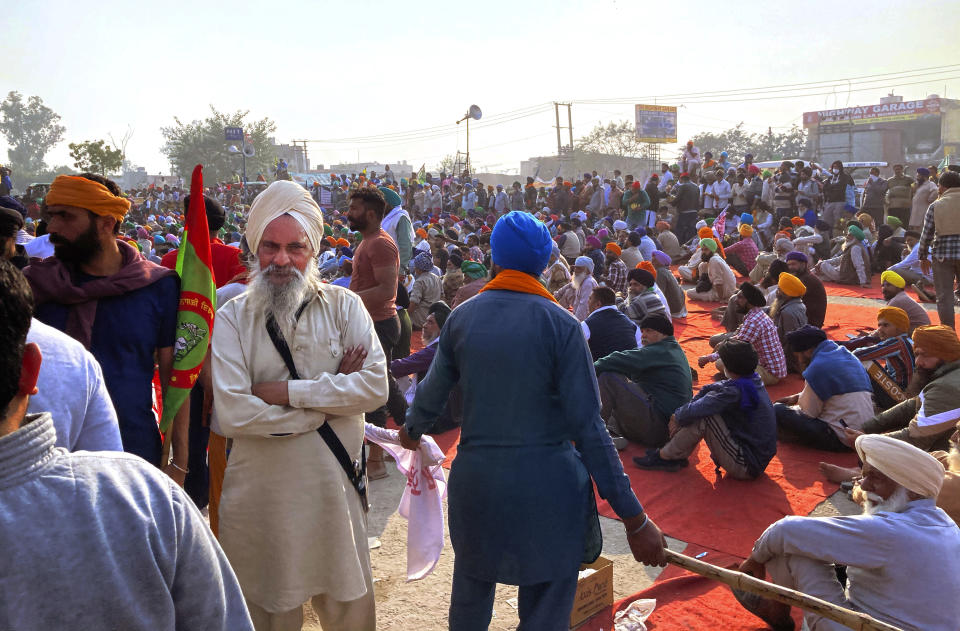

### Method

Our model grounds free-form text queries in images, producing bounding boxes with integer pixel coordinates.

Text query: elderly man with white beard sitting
[554,255,598,321]
[211,180,389,631]
[735,434,960,631]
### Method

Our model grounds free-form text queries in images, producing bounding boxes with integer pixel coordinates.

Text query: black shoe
[632,449,689,472]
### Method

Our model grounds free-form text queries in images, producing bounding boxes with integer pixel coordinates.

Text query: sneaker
[632,449,689,472]
[608,430,628,451]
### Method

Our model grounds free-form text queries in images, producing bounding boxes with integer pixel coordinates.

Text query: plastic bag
[613,599,656,631]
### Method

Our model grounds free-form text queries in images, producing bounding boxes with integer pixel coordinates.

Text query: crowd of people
[1,149,960,631]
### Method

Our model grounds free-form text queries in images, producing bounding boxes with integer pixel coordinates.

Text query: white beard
[947,446,960,473]
[860,485,911,516]
[571,271,588,291]
[246,260,321,329]
[422,329,439,345]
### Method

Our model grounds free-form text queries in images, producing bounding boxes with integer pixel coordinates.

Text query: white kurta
[211,284,389,613]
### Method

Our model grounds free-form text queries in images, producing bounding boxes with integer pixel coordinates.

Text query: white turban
[245,180,324,253]
[855,434,945,498]
[613,220,628,231]
[574,255,594,273]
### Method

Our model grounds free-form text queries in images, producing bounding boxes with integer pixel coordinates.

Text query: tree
[68,140,123,175]
[436,154,456,175]
[160,106,278,183]
[0,91,66,180]
[576,120,645,158]
[689,123,809,165]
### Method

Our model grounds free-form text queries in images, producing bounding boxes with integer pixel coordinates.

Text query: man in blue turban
[399,210,666,629]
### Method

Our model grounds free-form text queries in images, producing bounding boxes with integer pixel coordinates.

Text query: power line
[571,64,960,105]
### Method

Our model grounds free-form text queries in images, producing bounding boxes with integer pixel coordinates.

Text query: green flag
[159,164,216,434]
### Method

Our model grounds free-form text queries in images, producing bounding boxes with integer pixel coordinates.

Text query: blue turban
[574,255,595,273]
[917,167,931,177]
[635,227,647,237]
[739,213,753,225]
[412,251,434,272]
[341,246,353,258]
[0,195,27,217]
[378,186,403,208]
[490,210,552,275]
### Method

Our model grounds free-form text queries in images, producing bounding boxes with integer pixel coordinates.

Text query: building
[520,152,658,184]
[803,94,960,171]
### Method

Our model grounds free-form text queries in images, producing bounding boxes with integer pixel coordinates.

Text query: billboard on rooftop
[635,104,677,143]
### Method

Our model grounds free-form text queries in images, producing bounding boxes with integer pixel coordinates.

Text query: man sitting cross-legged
[633,338,776,479]
[594,314,692,449]
[735,434,960,631]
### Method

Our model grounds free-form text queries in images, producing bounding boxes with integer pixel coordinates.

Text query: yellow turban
[777,272,806,297]
[738,223,754,237]
[877,306,909,333]
[912,325,960,362]
[880,270,906,289]
[855,434,944,498]
[46,175,130,222]
[605,242,622,256]
[246,180,325,253]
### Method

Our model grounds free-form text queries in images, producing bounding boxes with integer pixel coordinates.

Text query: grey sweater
[0,414,253,630]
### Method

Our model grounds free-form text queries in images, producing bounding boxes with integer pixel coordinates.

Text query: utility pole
[554,102,574,155]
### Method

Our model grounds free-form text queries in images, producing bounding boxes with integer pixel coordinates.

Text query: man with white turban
[554,255,598,321]
[211,180,389,631]
[736,434,960,631]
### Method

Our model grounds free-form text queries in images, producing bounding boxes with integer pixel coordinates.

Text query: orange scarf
[479,269,558,304]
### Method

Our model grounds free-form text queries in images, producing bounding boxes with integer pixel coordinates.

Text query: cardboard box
[570,556,614,628]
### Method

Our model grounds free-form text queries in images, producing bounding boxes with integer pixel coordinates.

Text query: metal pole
[466,117,470,176]
[566,104,573,150]
[555,102,562,156]
[241,131,247,185]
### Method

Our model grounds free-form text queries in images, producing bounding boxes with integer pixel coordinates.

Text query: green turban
[704,217,715,227]
[324,224,333,236]
[761,169,773,178]
[847,225,865,241]
[461,260,488,280]
[699,238,718,252]
[379,186,402,209]
[885,215,903,228]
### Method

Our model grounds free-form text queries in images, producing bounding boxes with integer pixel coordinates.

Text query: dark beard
[702,251,713,261]
[347,214,368,232]
[905,366,936,397]
[50,222,102,266]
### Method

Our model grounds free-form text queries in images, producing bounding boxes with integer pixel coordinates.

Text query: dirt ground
[300,464,857,630]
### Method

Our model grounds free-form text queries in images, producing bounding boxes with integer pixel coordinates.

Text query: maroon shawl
[24,240,177,349]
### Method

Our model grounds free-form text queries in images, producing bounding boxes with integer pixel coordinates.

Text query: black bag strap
[264,306,368,512]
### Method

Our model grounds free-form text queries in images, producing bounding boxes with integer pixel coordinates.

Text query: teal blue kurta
[405,289,643,585]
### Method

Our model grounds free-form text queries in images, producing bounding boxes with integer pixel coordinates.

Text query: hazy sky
[3,0,960,176]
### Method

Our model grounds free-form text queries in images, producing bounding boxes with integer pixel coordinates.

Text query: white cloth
[245,180,325,253]
[26,319,122,452]
[363,424,447,581]
[24,233,54,259]
[211,283,389,612]
[381,206,415,249]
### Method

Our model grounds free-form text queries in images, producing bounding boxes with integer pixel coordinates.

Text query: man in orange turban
[860,325,960,449]
[22,173,187,480]
[603,241,628,294]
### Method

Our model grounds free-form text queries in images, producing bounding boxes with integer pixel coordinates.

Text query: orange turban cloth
[416,228,428,239]
[636,261,656,275]
[325,236,338,245]
[790,216,805,226]
[605,242,622,256]
[336,238,350,247]
[777,272,806,297]
[46,175,130,222]
[877,306,909,333]
[656,221,671,232]
[913,325,960,362]
[697,226,714,239]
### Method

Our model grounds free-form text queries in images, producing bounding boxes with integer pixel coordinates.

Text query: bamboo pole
[664,549,903,631]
